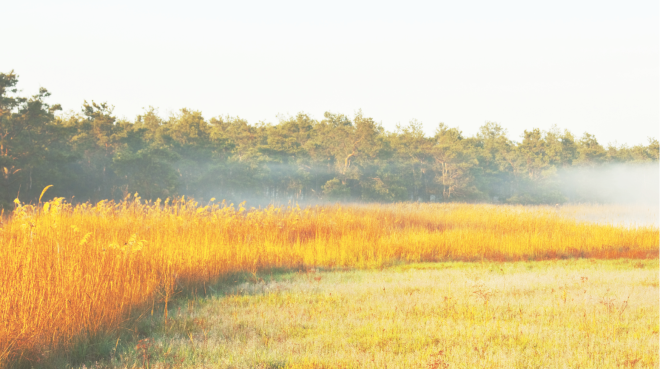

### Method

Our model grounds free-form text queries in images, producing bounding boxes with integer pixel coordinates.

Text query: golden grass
[0,196,658,366]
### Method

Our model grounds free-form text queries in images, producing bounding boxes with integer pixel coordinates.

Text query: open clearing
[3,200,657,367]
[81,259,658,369]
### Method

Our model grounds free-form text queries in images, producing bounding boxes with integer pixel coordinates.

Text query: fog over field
[554,163,659,227]
[205,162,660,228]
[559,163,658,205]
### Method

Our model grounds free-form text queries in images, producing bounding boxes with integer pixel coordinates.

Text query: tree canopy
[1,71,657,209]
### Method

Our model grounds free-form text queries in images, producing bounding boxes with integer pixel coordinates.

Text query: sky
[1,0,658,146]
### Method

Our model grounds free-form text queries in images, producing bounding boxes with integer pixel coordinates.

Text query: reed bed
[0,196,657,366]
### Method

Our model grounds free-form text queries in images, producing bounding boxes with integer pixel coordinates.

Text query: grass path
[74,259,657,369]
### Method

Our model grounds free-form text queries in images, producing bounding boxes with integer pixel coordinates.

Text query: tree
[0,71,61,205]
[64,101,123,200]
[392,120,434,201]
[1,70,658,206]
[474,122,515,201]
[432,123,480,201]
[112,126,179,199]
[574,132,606,167]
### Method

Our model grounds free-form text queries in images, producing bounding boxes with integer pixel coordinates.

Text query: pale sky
[1,0,658,145]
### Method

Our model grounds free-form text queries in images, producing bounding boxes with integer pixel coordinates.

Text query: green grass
[50,259,660,368]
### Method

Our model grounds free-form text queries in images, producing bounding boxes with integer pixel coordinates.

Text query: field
[0,196,658,368]
[77,259,659,369]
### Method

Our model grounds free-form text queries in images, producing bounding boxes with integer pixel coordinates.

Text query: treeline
[1,71,658,208]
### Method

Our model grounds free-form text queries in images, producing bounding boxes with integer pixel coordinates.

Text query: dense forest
[1,71,658,209]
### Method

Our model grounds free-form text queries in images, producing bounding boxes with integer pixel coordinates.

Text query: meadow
[0,195,658,368]
[76,259,659,369]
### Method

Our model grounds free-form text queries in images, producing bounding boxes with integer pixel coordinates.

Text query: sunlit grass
[0,197,657,367]
[76,259,659,369]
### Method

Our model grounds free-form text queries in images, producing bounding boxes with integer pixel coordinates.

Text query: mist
[558,163,658,206]
[555,163,659,227]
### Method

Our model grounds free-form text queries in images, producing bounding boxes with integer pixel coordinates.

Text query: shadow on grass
[6,265,339,369]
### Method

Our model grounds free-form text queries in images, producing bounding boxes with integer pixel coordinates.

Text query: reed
[0,196,657,366]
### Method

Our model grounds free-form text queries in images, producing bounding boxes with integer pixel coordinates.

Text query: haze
[1,0,658,146]
[558,163,659,226]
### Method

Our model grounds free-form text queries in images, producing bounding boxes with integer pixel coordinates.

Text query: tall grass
[0,196,657,366]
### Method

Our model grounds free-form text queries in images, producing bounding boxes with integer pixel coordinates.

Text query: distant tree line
[1,71,658,209]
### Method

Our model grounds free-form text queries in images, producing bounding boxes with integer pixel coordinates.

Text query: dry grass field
[0,195,658,368]
[74,259,659,369]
